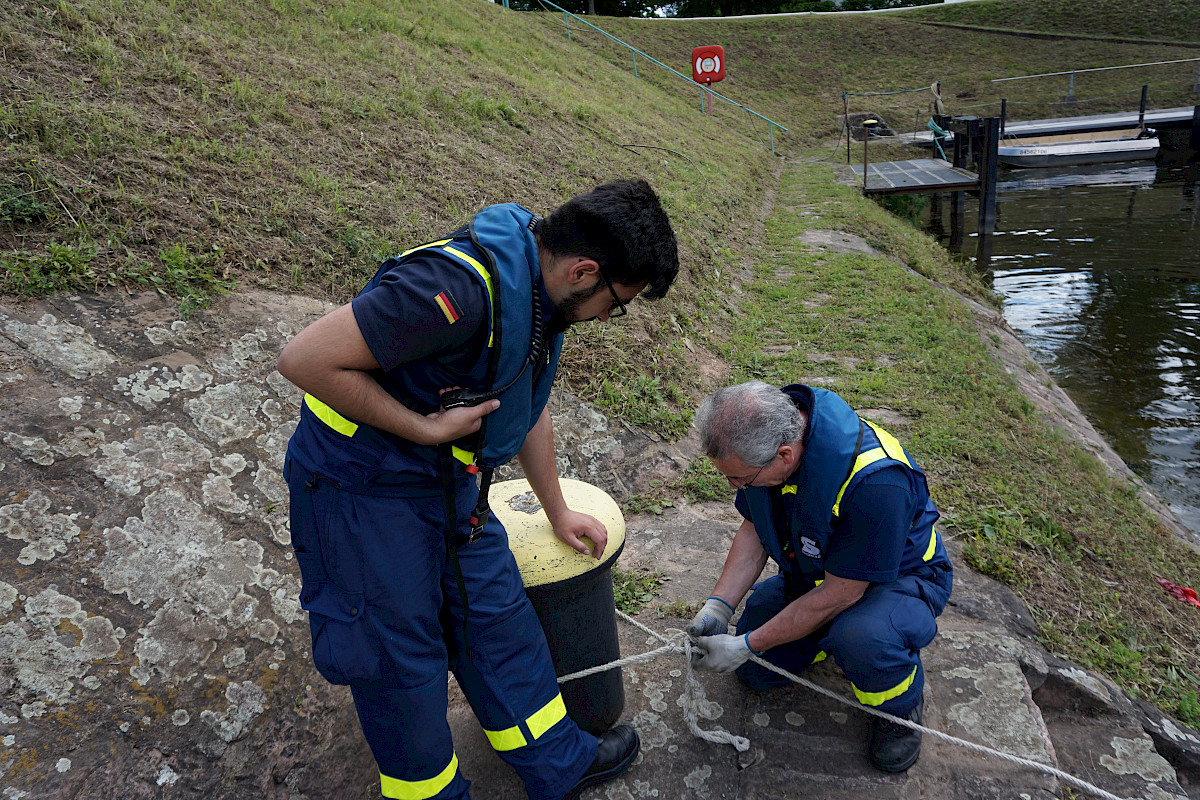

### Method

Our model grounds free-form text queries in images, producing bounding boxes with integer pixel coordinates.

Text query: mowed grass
[910,0,1200,44]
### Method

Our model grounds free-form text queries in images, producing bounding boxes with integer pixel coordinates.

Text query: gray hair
[693,381,806,467]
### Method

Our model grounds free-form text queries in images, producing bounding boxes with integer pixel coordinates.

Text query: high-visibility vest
[300,203,563,477]
[741,385,946,585]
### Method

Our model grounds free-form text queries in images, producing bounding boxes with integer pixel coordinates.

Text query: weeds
[612,566,666,615]
[624,458,732,517]
[0,185,52,225]
[656,597,700,619]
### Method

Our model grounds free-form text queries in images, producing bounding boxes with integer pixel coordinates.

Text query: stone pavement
[0,289,1197,799]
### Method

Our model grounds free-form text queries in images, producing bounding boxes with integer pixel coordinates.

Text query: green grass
[0,239,233,316]
[625,458,733,516]
[910,0,1200,44]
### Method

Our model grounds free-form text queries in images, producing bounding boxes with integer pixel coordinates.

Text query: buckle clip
[464,510,489,544]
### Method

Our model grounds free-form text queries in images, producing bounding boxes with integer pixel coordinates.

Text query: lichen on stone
[266,370,301,405]
[2,432,55,466]
[2,314,115,379]
[1099,735,1176,783]
[0,587,125,704]
[185,382,266,445]
[53,427,105,460]
[91,423,212,496]
[0,492,82,565]
[143,319,204,348]
[200,680,267,743]
[0,583,16,615]
[113,364,214,409]
[131,600,226,686]
[210,331,272,378]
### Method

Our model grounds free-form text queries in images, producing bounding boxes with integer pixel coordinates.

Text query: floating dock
[901,105,1197,146]
[849,158,979,195]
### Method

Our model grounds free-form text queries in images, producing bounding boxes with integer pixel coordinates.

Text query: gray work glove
[691,632,759,673]
[687,596,735,638]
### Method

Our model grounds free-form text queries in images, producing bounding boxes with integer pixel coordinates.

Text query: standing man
[277,180,678,800]
[688,380,953,773]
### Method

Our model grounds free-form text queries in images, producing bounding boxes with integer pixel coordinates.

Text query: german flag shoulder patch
[434,290,464,325]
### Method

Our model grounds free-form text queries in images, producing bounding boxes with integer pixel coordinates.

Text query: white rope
[743,654,1131,800]
[554,611,1133,800]
[557,611,751,751]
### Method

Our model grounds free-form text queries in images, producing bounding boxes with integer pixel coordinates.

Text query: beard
[547,282,604,334]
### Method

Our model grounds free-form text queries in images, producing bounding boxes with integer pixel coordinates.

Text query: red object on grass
[1156,577,1200,609]
[691,45,725,84]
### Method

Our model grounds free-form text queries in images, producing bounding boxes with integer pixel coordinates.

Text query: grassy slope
[911,0,1200,44]
[593,11,1200,134]
[0,0,777,430]
[4,0,1199,726]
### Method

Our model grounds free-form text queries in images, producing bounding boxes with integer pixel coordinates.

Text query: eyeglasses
[595,267,628,318]
[728,462,767,490]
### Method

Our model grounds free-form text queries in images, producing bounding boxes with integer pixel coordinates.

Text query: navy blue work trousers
[735,564,952,716]
[286,462,596,800]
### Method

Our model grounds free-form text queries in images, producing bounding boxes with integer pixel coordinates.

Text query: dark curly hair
[536,179,679,300]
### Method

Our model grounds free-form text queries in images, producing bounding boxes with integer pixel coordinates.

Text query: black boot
[562,724,640,800]
[867,695,924,773]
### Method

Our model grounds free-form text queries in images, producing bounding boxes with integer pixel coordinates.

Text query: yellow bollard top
[491,478,626,587]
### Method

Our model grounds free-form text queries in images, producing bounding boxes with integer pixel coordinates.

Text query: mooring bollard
[492,478,627,737]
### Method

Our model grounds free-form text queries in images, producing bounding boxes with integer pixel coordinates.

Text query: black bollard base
[492,479,629,738]
[525,540,625,737]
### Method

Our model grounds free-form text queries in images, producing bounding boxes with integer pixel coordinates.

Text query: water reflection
[932,161,1200,534]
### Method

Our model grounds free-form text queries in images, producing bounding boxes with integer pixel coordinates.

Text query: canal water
[929,159,1200,535]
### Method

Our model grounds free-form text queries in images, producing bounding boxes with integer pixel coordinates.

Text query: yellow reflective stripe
[484,693,568,752]
[526,693,568,741]
[863,420,912,468]
[380,754,458,800]
[852,665,918,707]
[922,527,938,562]
[452,446,475,466]
[832,420,913,518]
[304,394,358,437]
[832,447,886,518]
[781,485,796,495]
[400,238,453,258]
[484,724,528,752]
[441,246,495,347]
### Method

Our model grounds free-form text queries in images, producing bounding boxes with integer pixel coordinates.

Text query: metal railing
[519,0,788,153]
[993,57,1200,102]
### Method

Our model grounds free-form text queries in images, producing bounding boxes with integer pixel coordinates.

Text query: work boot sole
[561,735,641,800]
[868,740,921,773]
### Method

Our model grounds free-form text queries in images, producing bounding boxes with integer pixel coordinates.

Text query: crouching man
[688,380,953,772]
